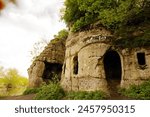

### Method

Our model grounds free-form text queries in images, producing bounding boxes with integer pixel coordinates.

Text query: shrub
[113,38,150,48]
[62,0,149,32]
[66,91,107,100]
[51,29,68,44]
[23,87,40,95]
[119,80,150,99]
[48,72,60,84]
[54,29,68,40]
[0,68,28,96]
[34,83,65,100]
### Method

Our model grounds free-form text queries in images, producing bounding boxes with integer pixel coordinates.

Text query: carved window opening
[137,53,146,65]
[73,56,78,75]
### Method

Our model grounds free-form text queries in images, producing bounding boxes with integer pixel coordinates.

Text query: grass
[23,87,40,95]
[23,83,107,100]
[119,80,150,100]
[34,83,65,100]
[66,91,107,100]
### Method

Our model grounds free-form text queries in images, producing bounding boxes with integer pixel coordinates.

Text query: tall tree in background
[62,0,150,32]
[30,29,68,61]
[0,67,28,96]
[30,39,49,61]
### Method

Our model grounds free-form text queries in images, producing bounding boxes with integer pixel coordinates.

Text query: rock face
[61,27,150,93]
[28,39,66,87]
[28,26,150,93]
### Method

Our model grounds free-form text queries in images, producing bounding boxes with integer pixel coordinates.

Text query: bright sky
[0,0,66,77]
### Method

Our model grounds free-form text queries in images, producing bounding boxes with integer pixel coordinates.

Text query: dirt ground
[1,94,131,100]
[0,94,35,100]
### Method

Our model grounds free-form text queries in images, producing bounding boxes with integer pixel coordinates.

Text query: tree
[0,66,5,78]
[0,67,28,96]
[30,39,49,61]
[30,29,68,61]
[62,0,150,32]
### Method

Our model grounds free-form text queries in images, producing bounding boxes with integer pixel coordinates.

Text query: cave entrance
[103,50,122,89]
[42,62,62,84]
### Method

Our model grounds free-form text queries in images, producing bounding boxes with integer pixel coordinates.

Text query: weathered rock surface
[61,27,150,93]
[28,26,150,94]
[28,38,66,87]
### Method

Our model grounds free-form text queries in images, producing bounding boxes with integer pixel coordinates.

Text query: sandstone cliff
[28,38,66,87]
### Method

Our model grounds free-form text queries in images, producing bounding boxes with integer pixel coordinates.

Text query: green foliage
[62,0,150,32]
[119,80,150,99]
[50,72,60,84]
[51,29,68,44]
[63,0,102,31]
[99,0,138,29]
[24,72,106,100]
[62,0,82,26]
[54,29,68,40]
[114,38,150,48]
[31,85,107,100]
[34,83,65,100]
[4,69,28,87]
[66,91,107,100]
[0,67,28,97]
[113,26,150,48]
[23,87,40,95]
[43,71,60,84]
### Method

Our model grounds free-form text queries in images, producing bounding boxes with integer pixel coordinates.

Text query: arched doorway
[103,50,122,89]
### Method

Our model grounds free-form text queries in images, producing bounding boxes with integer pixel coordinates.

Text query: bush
[66,91,107,100]
[34,83,65,100]
[113,38,150,48]
[48,72,60,84]
[51,29,68,44]
[28,82,107,100]
[0,67,28,96]
[54,29,68,40]
[119,80,150,99]
[62,0,149,32]
[23,87,40,95]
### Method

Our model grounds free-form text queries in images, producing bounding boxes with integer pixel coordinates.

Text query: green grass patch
[66,91,107,100]
[23,87,40,95]
[119,80,150,100]
[34,83,65,100]
[27,83,107,100]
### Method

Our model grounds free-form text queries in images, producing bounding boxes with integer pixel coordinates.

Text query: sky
[0,0,66,77]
